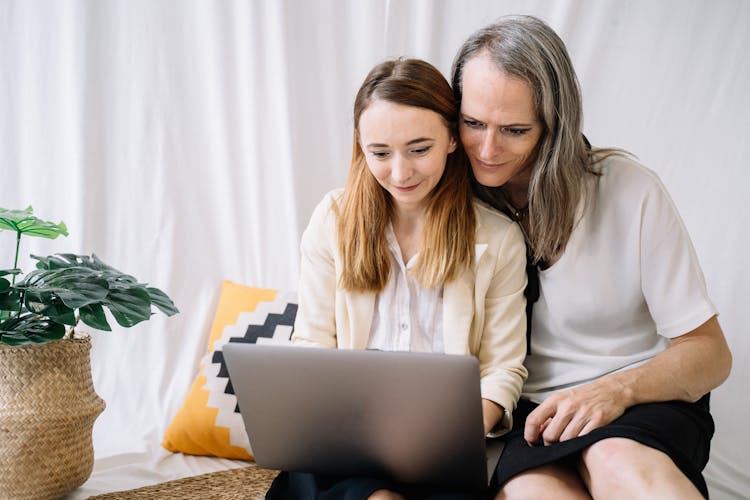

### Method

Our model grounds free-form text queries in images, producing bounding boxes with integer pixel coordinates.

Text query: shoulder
[595,153,668,196]
[586,153,679,220]
[472,199,524,248]
[473,198,514,230]
[307,188,344,225]
[302,188,344,243]
[314,188,345,213]
[588,154,686,241]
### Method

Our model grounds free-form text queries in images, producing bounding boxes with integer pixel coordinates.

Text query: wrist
[481,399,504,434]
[608,371,638,407]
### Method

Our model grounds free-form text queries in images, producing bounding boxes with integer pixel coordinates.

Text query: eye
[369,151,390,159]
[410,146,432,155]
[462,118,484,129]
[502,127,532,136]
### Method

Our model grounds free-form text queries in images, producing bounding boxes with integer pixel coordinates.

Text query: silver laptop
[223,343,503,490]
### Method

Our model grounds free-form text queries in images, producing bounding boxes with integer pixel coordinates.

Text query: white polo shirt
[522,155,717,402]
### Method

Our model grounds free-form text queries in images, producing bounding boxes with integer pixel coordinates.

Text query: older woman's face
[458,52,543,189]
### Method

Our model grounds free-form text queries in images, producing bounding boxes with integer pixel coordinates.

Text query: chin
[472,170,508,188]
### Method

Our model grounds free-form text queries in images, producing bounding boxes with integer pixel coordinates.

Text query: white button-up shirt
[367,224,444,353]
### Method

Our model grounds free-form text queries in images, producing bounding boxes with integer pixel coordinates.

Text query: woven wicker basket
[0,336,106,499]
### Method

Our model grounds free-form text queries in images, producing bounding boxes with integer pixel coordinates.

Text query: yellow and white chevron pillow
[162,280,296,459]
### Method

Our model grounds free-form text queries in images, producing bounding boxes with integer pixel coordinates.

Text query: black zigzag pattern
[211,302,297,414]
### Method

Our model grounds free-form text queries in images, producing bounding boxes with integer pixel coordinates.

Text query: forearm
[477,220,528,433]
[292,304,338,347]
[597,316,731,406]
[482,398,504,436]
[525,317,731,445]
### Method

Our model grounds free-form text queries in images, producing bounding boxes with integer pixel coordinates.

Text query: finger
[540,409,576,445]
[558,412,590,442]
[577,409,609,437]
[539,417,552,435]
[578,419,598,438]
[524,402,558,445]
[537,417,553,444]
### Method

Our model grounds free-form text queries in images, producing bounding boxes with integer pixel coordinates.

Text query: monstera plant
[0,206,179,498]
[0,206,178,345]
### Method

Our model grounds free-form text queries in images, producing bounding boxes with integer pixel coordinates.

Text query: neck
[391,197,428,224]
[391,205,425,264]
[392,204,425,233]
[504,164,532,209]
[504,181,529,211]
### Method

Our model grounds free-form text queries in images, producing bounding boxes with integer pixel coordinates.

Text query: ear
[448,135,458,154]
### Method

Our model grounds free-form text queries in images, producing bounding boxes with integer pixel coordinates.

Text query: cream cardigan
[292,189,528,431]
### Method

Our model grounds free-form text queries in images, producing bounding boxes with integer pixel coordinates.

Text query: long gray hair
[452,15,618,264]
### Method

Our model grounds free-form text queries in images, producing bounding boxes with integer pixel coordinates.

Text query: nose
[479,129,501,160]
[391,155,413,184]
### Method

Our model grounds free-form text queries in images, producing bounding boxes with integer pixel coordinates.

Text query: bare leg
[368,489,406,500]
[579,438,703,500]
[495,462,591,500]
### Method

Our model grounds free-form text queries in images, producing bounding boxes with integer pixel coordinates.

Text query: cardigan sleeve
[291,191,340,348]
[476,211,529,434]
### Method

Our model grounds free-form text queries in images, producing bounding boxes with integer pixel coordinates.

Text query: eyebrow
[366,137,434,148]
[461,113,535,128]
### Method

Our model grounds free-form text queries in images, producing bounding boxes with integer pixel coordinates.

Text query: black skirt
[266,394,714,499]
[495,394,714,498]
[266,472,488,499]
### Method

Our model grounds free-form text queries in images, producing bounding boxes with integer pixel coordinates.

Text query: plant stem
[12,230,21,285]
[68,314,81,339]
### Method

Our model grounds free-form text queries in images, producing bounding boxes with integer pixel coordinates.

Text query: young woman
[267,58,528,499]
[451,15,732,499]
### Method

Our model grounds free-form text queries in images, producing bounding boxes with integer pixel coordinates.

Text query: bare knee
[582,438,669,483]
[368,489,405,500]
[580,438,702,499]
[495,462,590,500]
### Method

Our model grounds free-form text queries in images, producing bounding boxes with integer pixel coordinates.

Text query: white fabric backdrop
[2,1,748,497]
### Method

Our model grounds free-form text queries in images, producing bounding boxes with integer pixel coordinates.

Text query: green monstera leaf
[79,303,111,331]
[0,207,68,239]
[16,267,110,310]
[23,293,77,326]
[32,253,178,317]
[0,217,179,344]
[12,253,179,334]
[105,287,153,327]
[146,287,179,316]
[0,313,66,346]
[0,288,21,322]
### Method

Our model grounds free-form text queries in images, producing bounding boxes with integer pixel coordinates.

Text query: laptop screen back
[223,344,489,489]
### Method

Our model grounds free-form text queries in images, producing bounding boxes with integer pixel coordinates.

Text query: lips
[393,183,420,192]
[475,158,507,171]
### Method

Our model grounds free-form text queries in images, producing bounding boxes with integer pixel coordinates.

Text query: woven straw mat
[87,466,278,499]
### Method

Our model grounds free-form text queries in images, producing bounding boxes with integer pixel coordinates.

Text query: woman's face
[458,52,543,190]
[358,99,456,213]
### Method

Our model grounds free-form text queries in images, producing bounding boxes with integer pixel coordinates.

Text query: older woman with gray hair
[452,14,732,499]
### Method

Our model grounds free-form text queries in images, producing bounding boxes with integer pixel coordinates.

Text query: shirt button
[400,323,408,331]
